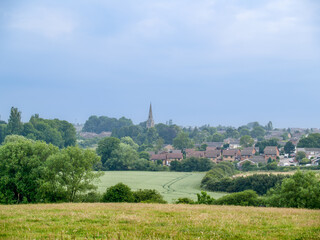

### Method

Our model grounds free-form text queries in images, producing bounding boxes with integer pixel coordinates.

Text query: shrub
[196,191,215,205]
[214,190,260,206]
[266,171,320,209]
[102,183,134,203]
[133,189,167,203]
[175,197,195,204]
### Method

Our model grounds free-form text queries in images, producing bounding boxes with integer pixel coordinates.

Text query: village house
[150,152,183,166]
[264,146,279,162]
[222,149,241,162]
[205,150,221,163]
[240,147,256,160]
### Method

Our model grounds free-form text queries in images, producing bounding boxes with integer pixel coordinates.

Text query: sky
[0,0,319,128]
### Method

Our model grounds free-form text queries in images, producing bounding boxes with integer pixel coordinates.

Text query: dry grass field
[0,203,319,239]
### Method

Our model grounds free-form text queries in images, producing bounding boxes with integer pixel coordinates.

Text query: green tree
[42,146,102,202]
[210,133,224,142]
[284,141,295,157]
[266,121,273,131]
[7,107,23,135]
[106,143,139,170]
[296,151,307,162]
[266,171,320,209]
[96,137,120,167]
[250,126,265,139]
[173,132,194,150]
[240,135,254,148]
[102,183,134,202]
[120,136,139,150]
[297,133,320,148]
[0,136,58,204]
[0,124,7,144]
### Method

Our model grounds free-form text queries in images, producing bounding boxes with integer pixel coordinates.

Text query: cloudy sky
[0,0,319,128]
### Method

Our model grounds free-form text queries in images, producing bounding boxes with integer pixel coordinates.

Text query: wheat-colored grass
[0,203,319,239]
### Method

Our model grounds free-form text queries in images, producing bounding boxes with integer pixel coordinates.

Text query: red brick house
[264,146,279,162]
[222,149,241,162]
[240,147,256,160]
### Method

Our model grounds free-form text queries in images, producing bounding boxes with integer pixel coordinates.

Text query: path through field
[98,171,226,203]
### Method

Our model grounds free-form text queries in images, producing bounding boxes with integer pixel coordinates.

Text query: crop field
[97,171,226,202]
[1,203,319,239]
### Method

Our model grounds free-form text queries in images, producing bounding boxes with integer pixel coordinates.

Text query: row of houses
[150,146,280,166]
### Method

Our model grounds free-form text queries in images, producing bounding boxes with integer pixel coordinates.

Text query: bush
[266,171,320,209]
[102,183,134,203]
[196,191,215,204]
[133,189,167,203]
[77,191,102,203]
[214,190,261,206]
[205,174,289,195]
[175,197,195,204]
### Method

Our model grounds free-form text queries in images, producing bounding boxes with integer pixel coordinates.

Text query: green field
[1,203,319,239]
[97,171,226,203]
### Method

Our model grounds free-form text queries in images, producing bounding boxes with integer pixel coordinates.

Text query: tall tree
[42,146,102,202]
[173,132,194,150]
[96,137,120,166]
[240,135,254,148]
[284,141,295,157]
[7,107,23,135]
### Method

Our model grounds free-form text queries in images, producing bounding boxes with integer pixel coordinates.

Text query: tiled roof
[264,146,278,155]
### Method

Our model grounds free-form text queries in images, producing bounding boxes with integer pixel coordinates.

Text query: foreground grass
[98,171,226,202]
[0,203,319,239]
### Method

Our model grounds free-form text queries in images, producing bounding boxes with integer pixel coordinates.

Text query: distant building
[264,146,279,162]
[146,103,155,128]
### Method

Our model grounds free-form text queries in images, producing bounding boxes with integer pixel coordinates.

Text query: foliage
[300,158,311,165]
[240,135,254,147]
[83,115,133,134]
[196,191,215,204]
[175,197,195,204]
[0,124,7,144]
[6,107,23,135]
[133,189,167,203]
[297,133,320,148]
[266,171,320,209]
[96,137,120,167]
[0,136,58,204]
[102,183,134,203]
[173,132,194,150]
[250,126,265,139]
[214,190,261,206]
[41,146,103,202]
[22,115,76,148]
[170,157,213,172]
[204,174,289,195]
[296,151,307,162]
[102,183,166,203]
[155,123,179,144]
[201,162,236,189]
[284,141,295,156]
[255,138,280,154]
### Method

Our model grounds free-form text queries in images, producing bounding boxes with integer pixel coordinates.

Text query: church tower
[146,103,155,128]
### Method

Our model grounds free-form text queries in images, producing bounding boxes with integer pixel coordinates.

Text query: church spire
[146,103,155,128]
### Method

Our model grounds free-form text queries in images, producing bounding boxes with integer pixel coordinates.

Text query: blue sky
[0,0,319,128]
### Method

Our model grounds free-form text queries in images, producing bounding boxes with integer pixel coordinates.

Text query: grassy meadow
[97,171,226,202]
[0,203,319,239]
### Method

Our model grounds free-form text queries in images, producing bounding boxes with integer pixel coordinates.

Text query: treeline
[201,162,236,189]
[297,133,320,148]
[96,137,168,171]
[203,174,289,195]
[178,171,320,209]
[0,135,101,204]
[0,107,76,147]
[83,116,133,134]
[170,157,213,172]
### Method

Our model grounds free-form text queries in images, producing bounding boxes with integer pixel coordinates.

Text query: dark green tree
[173,132,194,150]
[7,107,23,135]
[284,141,295,157]
[96,137,120,166]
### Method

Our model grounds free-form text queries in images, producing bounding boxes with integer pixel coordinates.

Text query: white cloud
[9,6,76,39]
